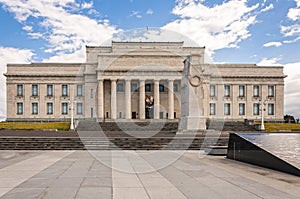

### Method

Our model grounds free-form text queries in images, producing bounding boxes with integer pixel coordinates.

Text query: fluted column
[154,80,160,119]
[139,80,145,119]
[97,79,104,119]
[125,79,131,119]
[168,80,174,119]
[111,79,117,119]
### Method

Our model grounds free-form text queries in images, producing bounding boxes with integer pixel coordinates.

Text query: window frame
[268,103,274,115]
[239,103,245,115]
[253,85,260,97]
[224,85,230,97]
[32,84,38,96]
[210,85,216,97]
[17,84,23,96]
[47,84,53,97]
[239,85,245,97]
[268,85,275,97]
[47,102,53,115]
[210,103,216,115]
[77,84,83,97]
[224,103,231,115]
[253,103,260,115]
[17,102,23,115]
[77,103,83,115]
[62,103,68,115]
[32,102,38,115]
[62,85,68,97]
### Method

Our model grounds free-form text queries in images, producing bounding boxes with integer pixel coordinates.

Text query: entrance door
[132,112,137,119]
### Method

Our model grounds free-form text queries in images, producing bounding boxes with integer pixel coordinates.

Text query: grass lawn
[0,122,70,131]
[258,123,300,132]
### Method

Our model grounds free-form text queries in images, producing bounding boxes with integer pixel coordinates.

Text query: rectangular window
[268,85,275,97]
[239,85,245,97]
[173,84,179,92]
[253,103,260,115]
[210,103,216,115]
[131,83,138,92]
[159,84,165,92]
[239,103,245,115]
[17,84,23,96]
[62,85,68,96]
[17,103,23,114]
[210,85,216,97]
[77,84,83,96]
[117,83,124,92]
[62,103,68,115]
[32,84,38,96]
[47,103,53,115]
[224,103,230,115]
[47,85,53,96]
[145,84,151,92]
[253,85,260,97]
[77,103,83,115]
[268,104,274,115]
[32,103,38,115]
[224,85,230,97]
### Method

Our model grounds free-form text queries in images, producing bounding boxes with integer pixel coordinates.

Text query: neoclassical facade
[5,41,286,122]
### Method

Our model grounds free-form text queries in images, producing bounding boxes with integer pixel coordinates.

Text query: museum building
[4,41,285,122]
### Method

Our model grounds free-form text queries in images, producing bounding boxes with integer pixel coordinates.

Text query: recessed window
[32,84,38,96]
[268,85,275,97]
[62,85,68,97]
[253,85,260,97]
[17,103,23,115]
[159,84,165,92]
[32,103,38,115]
[268,104,274,115]
[210,85,216,97]
[253,103,260,115]
[77,84,83,96]
[131,83,138,92]
[173,84,179,92]
[224,103,230,115]
[239,103,245,115]
[145,84,151,92]
[77,103,83,115]
[117,83,124,92]
[62,103,68,115]
[239,85,245,97]
[224,85,230,97]
[47,103,53,115]
[210,103,216,115]
[47,85,53,97]
[17,84,23,96]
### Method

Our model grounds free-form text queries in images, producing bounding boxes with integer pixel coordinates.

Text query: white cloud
[0,0,117,60]
[0,47,34,120]
[257,57,282,66]
[163,0,260,57]
[287,0,300,20]
[284,62,300,119]
[282,0,300,43]
[263,41,282,47]
[130,11,142,18]
[146,9,153,15]
[261,3,274,12]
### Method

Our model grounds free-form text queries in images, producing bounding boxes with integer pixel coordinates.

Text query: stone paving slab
[0,150,299,199]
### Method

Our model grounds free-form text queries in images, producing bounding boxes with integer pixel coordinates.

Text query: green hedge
[0,122,70,131]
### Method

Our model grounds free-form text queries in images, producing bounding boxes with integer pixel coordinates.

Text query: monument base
[177,116,207,134]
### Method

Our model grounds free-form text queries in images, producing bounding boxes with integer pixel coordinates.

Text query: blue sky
[0,0,300,119]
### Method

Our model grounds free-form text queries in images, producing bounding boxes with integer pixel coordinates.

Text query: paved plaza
[0,150,299,199]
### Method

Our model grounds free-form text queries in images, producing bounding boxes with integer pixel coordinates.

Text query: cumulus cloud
[263,41,282,47]
[163,0,260,57]
[257,57,282,66]
[0,0,117,61]
[281,0,300,43]
[0,47,34,120]
[284,62,300,119]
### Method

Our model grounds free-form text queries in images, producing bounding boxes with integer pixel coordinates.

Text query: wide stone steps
[0,136,228,150]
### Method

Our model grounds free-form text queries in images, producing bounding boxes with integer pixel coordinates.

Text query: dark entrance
[132,112,137,119]
[145,95,154,119]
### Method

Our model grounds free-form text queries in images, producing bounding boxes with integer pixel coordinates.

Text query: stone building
[4,41,286,122]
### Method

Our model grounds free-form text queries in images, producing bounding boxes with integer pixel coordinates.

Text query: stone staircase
[0,120,256,150]
[207,121,257,131]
